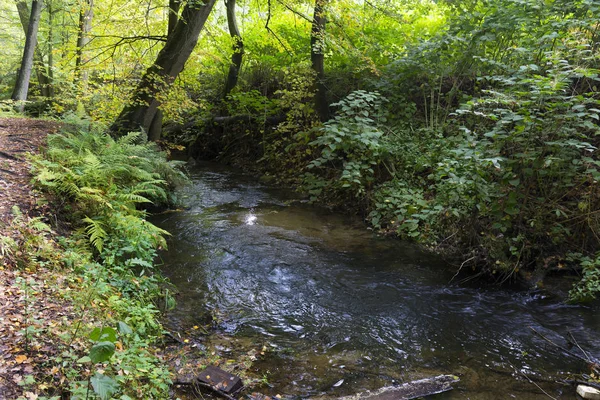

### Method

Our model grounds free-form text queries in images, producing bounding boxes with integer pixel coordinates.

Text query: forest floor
[0,117,88,400]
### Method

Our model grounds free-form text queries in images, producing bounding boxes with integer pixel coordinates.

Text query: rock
[577,385,600,400]
[336,375,459,400]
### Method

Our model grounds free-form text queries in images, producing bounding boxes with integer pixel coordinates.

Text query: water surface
[152,162,600,399]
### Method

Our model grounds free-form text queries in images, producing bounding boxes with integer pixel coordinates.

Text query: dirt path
[0,117,73,399]
[0,117,60,226]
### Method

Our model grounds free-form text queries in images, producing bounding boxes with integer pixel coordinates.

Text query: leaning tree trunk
[14,0,50,98]
[12,0,43,111]
[111,0,217,139]
[75,0,94,86]
[311,0,328,121]
[147,0,182,141]
[223,0,244,98]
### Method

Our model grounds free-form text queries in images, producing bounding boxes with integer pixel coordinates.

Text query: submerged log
[336,375,459,400]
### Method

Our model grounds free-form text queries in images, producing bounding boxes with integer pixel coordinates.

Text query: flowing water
[152,162,600,399]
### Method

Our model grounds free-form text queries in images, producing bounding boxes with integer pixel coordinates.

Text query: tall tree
[147,0,182,141]
[111,0,217,139]
[311,0,328,121]
[12,0,43,110]
[75,0,94,85]
[223,0,244,97]
[13,0,50,98]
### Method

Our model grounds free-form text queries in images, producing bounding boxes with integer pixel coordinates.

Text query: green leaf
[77,356,92,363]
[91,373,119,400]
[117,321,133,335]
[90,327,118,343]
[89,341,116,363]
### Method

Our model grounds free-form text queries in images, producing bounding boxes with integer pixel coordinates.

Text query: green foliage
[26,117,178,398]
[90,372,119,400]
[0,206,57,270]
[226,90,279,116]
[258,64,321,177]
[301,11,600,299]
[31,114,185,255]
[569,253,600,303]
[306,90,389,198]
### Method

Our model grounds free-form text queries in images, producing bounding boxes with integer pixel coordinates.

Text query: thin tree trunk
[112,0,216,139]
[12,0,43,110]
[223,0,244,98]
[47,0,54,97]
[147,0,182,142]
[14,0,51,97]
[75,0,94,85]
[311,0,328,121]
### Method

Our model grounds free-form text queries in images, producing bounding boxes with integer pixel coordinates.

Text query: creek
[151,162,600,399]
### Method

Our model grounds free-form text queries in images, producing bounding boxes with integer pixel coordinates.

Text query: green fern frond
[115,193,152,204]
[116,131,143,145]
[30,218,51,232]
[82,216,107,252]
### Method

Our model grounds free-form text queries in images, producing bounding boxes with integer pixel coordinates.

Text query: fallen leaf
[15,354,28,364]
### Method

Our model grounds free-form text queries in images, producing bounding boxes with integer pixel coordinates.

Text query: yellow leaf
[15,355,28,364]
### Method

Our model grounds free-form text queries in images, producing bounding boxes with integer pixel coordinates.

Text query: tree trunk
[14,0,51,97]
[75,0,94,85]
[223,0,244,98]
[46,0,54,97]
[311,0,328,121]
[111,0,217,139]
[168,0,181,35]
[12,0,43,110]
[147,0,182,142]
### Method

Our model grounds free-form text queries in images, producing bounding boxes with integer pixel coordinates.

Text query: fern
[82,216,107,252]
[31,124,184,262]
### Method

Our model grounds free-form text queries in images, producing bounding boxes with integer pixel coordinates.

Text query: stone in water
[577,385,600,400]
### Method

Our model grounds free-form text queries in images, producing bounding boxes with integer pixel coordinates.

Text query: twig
[275,0,312,23]
[520,371,558,399]
[164,330,185,344]
[449,255,475,283]
[264,0,293,56]
[568,331,592,363]
[435,230,458,251]
[506,361,558,400]
[193,381,239,400]
[530,327,597,365]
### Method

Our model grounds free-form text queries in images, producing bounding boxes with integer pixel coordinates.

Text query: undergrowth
[1,114,186,399]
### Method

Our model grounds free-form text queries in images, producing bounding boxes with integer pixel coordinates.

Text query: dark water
[152,162,600,399]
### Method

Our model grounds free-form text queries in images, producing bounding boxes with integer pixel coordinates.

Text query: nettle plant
[305,90,389,199]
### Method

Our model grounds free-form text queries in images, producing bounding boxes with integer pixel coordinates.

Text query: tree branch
[265,0,292,55]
